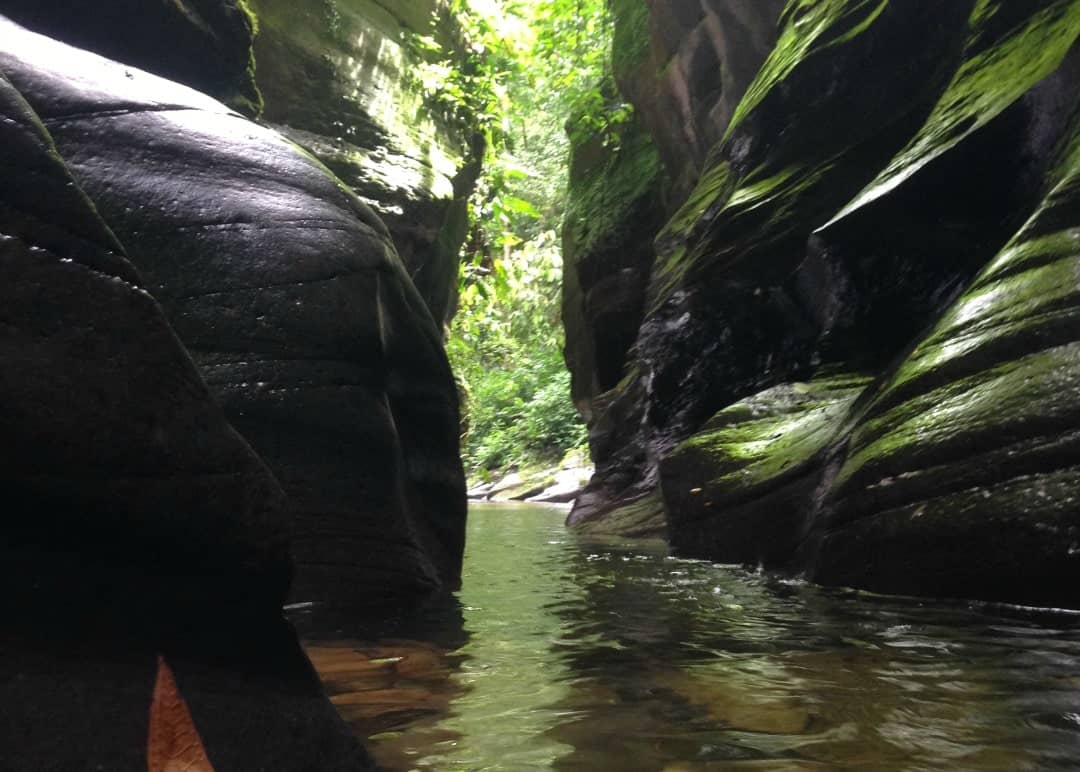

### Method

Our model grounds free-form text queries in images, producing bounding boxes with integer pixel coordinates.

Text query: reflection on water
[292,503,1080,771]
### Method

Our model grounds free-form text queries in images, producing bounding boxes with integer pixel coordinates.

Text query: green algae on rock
[662,374,870,565]
[248,0,484,326]
[833,0,1080,222]
[568,0,1080,607]
[812,121,1080,605]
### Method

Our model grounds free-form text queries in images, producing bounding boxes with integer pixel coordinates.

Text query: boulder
[0,61,372,770]
[0,15,468,608]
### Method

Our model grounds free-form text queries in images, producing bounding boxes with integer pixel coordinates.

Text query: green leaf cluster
[420,0,617,477]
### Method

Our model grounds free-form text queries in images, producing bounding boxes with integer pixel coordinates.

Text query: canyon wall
[566,0,1080,607]
[249,0,484,326]
[0,1,477,764]
[0,1,473,608]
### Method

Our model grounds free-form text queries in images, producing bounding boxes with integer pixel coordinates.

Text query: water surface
[293,503,1080,771]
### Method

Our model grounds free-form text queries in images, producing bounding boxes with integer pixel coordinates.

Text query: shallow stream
[292,503,1080,771]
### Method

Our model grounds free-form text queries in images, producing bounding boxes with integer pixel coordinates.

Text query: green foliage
[415,0,619,477]
[448,231,587,474]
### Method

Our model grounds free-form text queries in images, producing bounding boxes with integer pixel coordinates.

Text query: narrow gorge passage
[2,0,1079,769]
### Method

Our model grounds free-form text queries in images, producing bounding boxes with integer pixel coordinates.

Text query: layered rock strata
[568,0,1080,606]
[0,46,371,769]
[1,15,467,608]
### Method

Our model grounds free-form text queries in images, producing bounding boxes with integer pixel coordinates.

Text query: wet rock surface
[1,16,467,609]
[570,0,1080,606]
[0,45,372,769]
[248,0,483,326]
[0,0,262,115]
[812,115,1080,605]
[0,65,288,622]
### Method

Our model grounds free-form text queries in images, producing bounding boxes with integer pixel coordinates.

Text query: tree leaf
[147,656,215,772]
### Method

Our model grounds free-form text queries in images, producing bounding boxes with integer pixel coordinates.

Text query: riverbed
[291,503,1080,770]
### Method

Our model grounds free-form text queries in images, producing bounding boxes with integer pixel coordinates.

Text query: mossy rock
[662,374,870,565]
[247,0,483,324]
[564,84,665,265]
[609,0,652,88]
[572,488,669,540]
[814,115,1080,605]
[563,92,666,406]
[578,0,1080,607]
[649,0,973,307]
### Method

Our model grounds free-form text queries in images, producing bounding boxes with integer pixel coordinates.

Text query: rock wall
[562,86,665,421]
[1,1,474,763]
[0,38,372,769]
[569,0,1080,607]
[0,0,483,327]
[0,13,467,609]
[0,0,263,115]
[610,0,786,199]
[249,0,484,326]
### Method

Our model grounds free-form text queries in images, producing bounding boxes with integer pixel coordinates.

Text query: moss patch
[610,0,651,85]
[564,99,663,265]
[834,0,1080,221]
[664,373,869,506]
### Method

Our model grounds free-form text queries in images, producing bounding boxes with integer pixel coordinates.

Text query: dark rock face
[0,67,288,621]
[562,102,665,419]
[811,116,1080,606]
[1,618,374,771]
[1,15,467,607]
[0,0,484,326]
[248,0,484,325]
[571,0,1080,606]
[612,0,786,198]
[0,57,371,769]
[0,0,262,115]
[563,0,787,534]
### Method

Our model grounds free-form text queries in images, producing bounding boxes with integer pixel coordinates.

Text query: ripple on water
[292,503,1080,771]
